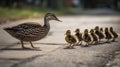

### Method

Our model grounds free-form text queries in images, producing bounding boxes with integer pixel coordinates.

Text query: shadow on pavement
[0,42,65,51]
[36,43,66,45]
[0,47,41,51]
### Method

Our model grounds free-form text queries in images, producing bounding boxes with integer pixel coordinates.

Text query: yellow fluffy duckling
[94,26,105,42]
[65,30,77,48]
[74,28,83,45]
[90,29,99,44]
[82,29,93,46]
[104,27,112,42]
[109,27,118,41]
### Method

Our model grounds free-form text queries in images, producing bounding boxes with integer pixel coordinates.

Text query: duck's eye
[46,16,56,20]
[46,16,51,19]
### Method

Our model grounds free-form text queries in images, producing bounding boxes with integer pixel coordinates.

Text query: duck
[104,27,112,42]
[90,29,99,44]
[65,30,77,48]
[4,13,62,49]
[109,27,118,42]
[94,26,105,42]
[82,29,93,46]
[74,28,83,45]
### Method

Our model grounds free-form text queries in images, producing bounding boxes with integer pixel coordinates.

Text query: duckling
[109,27,118,42]
[100,27,106,38]
[82,29,93,46]
[104,27,112,42]
[94,26,105,42]
[65,30,77,48]
[4,13,61,49]
[100,28,103,32]
[74,28,83,45]
[90,29,99,44]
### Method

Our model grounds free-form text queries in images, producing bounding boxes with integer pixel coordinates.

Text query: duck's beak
[57,19,62,22]
[56,18,62,22]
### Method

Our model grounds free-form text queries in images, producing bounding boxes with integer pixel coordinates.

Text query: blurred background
[0,0,120,24]
[0,1,120,67]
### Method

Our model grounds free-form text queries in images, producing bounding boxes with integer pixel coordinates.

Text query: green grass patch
[0,7,44,19]
[0,7,84,24]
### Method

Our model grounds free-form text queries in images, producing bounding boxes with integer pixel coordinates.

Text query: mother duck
[4,13,62,49]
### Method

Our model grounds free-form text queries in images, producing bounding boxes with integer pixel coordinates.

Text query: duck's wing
[12,23,42,31]
[12,23,43,36]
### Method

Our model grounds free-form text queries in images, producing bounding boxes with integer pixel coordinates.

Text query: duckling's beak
[64,32,67,35]
[75,30,77,32]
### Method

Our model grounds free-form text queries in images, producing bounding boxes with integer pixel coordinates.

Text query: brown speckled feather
[4,23,49,41]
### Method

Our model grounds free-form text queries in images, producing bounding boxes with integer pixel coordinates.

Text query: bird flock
[65,26,118,49]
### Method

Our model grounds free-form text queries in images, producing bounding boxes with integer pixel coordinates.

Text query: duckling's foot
[111,39,115,42]
[105,41,110,43]
[64,46,75,49]
[81,45,89,47]
[92,43,97,45]
[96,42,99,44]
[64,46,70,49]
[70,46,75,49]
[76,43,81,46]
[95,42,99,45]
[76,42,82,46]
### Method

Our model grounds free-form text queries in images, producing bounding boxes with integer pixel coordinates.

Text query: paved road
[0,9,120,67]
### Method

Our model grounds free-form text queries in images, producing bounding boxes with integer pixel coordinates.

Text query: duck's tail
[3,27,13,31]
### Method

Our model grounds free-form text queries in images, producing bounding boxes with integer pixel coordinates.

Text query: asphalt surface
[0,9,120,67]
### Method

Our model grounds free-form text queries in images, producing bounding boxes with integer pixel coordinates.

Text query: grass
[0,7,84,24]
[0,7,44,21]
